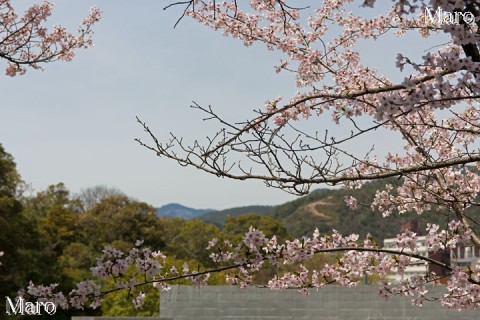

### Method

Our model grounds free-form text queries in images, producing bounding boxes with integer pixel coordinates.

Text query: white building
[450,245,480,269]
[383,235,430,283]
[382,220,451,283]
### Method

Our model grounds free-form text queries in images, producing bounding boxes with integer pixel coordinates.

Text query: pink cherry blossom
[0,1,100,76]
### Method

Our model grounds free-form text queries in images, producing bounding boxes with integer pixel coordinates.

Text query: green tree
[0,145,82,319]
[0,144,32,288]
[79,195,166,251]
[25,183,83,254]
[163,218,221,268]
[222,213,291,244]
[0,144,27,297]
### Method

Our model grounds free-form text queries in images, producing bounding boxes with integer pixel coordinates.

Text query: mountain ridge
[198,205,274,227]
[156,203,215,219]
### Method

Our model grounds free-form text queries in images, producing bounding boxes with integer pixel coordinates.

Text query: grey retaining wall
[72,318,160,320]
[159,285,479,320]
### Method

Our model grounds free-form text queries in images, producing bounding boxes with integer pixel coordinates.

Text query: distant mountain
[198,205,274,227]
[156,203,216,219]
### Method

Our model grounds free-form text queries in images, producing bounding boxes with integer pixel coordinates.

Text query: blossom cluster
[207,226,480,310]
[0,1,101,76]
[185,0,478,125]
[184,0,480,186]
[19,239,210,310]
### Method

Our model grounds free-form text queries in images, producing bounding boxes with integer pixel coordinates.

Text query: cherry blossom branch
[313,247,452,273]
[0,1,101,76]
[137,115,480,190]
[23,222,480,310]
[97,262,245,297]
[94,245,471,300]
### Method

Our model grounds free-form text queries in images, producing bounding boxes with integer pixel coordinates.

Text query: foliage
[162,218,222,267]
[269,179,452,240]
[222,213,291,244]
[79,195,166,252]
[0,145,38,313]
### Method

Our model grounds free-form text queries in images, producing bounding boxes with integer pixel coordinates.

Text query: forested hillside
[195,179,455,242]
[267,180,453,241]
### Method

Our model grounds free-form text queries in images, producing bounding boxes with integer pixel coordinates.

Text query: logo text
[5,297,56,316]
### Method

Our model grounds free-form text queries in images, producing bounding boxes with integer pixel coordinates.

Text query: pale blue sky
[0,1,445,209]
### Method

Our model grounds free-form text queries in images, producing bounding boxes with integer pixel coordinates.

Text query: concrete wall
[159,285,479,320]
[72,318,160,320]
